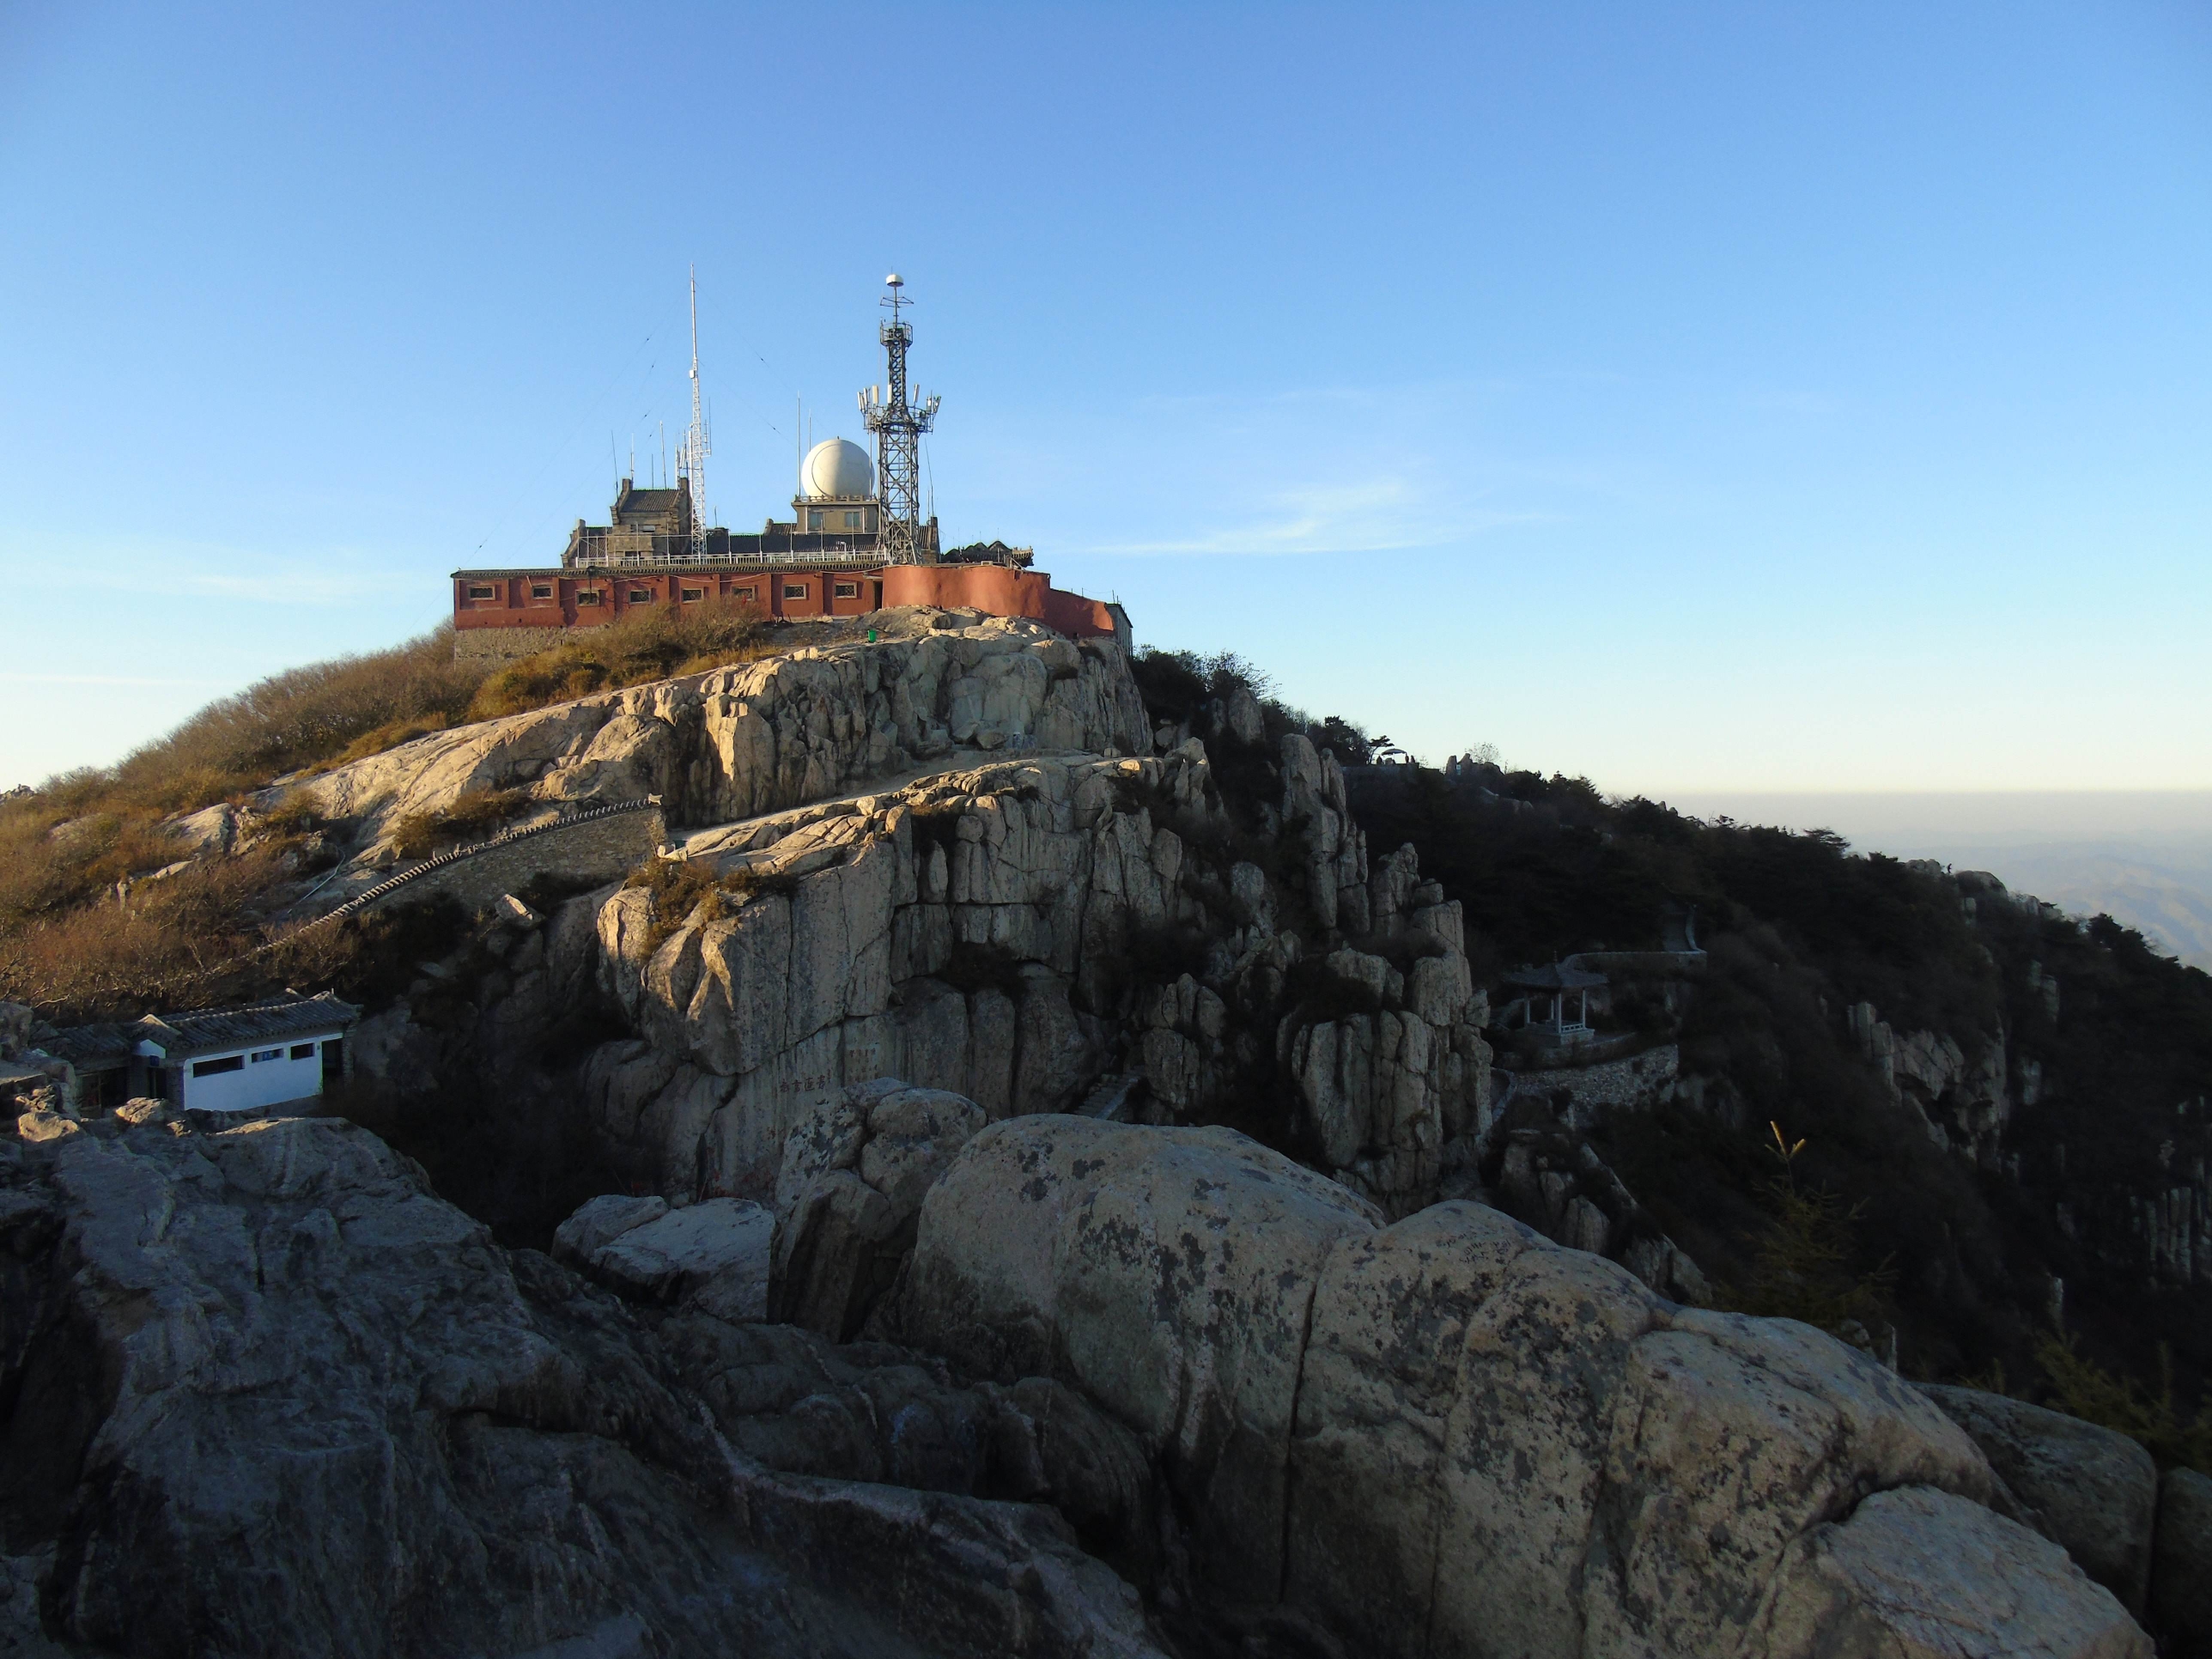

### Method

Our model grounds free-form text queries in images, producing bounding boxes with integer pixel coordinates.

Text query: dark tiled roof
[40,1022,138,1066]
[140,992,358,1056]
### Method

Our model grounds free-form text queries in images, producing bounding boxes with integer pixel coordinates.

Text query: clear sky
[3,1,2208,796]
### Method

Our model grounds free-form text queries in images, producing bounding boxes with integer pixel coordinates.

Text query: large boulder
[1922,1382,2159,1613]
[1756,1485,2153,1659]
[896,1115,1380,1607]
[553,1192,773,1322]
[769,1078,986,1339]
[2154,1468,2212,1657]
[895,1115,2150,1659]
[0,1113,1165,1657]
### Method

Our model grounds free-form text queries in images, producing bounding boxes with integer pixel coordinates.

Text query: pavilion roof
[1503,963,1607,990]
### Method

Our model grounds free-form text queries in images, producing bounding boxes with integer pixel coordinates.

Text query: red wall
[453,568,884,631]
[453,564,1117,641]
[879,565,1119,639]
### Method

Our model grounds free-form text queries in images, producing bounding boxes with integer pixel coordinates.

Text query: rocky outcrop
[2126,1149,2212,1288]
[586,741,1492,1216]
[294,614,1149,863]
[769,1079,986,1339]
[1921,1382,2159,1614]
[0,1112,1167,1657]
[1489,1121,1713,1303]
[891,1114,2150,1659]
[552,1192,773,1322]
[1846,1000,2010,1163]
[1754,1484,2153,1659]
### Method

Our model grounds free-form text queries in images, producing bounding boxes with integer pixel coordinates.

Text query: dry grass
[621,853,802,957]
[318,713,454,771]
[34,627,483,824]
[1,605,801,1018]
[0,848,294,1021]
[465,603,777,721]
[0,628,486,999]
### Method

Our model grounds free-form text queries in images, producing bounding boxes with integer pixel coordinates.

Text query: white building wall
[172,1035,337,1114]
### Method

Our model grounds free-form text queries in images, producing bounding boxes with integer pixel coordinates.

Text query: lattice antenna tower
[683,267,711,562]
[859,274,939,564]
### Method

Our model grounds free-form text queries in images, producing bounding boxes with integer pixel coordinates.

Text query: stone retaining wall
[1510,1042,1680,1129]
[399,805,664,913]
[305,799,665,929]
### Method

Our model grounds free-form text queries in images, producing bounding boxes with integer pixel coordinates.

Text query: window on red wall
[680,586,704,601]
[628,587,654,603]
[732,586,757,602]
[783,583,807,599]
[577,590,603,606]
[529,583,554,602]
[465,584,496,601]
[834,581,859,599]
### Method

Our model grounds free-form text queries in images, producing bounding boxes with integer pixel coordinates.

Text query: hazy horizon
[1662,789,2212,969]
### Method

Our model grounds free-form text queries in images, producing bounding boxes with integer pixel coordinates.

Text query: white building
[131,993,358,1114]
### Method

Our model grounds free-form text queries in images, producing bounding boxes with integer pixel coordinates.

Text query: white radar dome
[800,437,873,500]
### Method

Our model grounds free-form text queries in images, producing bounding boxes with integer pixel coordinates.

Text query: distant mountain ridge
[1668,792,2212,972]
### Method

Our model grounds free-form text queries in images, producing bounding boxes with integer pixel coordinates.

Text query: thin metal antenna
[860,272,939,564]
[684,265,709,559]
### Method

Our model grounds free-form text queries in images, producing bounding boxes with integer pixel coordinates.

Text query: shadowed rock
[1923,1382,2159,1614]
[0,1113,1165,1658]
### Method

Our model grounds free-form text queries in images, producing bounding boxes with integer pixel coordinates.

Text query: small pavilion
[1504,963,1608,1046]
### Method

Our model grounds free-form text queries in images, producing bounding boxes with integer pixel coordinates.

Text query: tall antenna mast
[860,273,939,565]
[684,266,710,561]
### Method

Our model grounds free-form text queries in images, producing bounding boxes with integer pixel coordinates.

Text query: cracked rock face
[586,740,1493,1218]
[769,1078,988,1340]
[0,1114,1167,1659]
[295,614,1150,861]
[890,1115,2151,1659]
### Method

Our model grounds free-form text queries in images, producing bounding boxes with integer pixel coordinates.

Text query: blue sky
[3,1,2208,796]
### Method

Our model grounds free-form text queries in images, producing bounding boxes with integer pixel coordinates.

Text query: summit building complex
[451,276,1125,663]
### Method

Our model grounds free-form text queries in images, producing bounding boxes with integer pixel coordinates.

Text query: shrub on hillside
[619,852,799,957]
[2033,1332,2212,1474]
[0,846,292,1021]
[388,788,537,860]
[0,627,487,963]
[68,627,479,819]
[1718,1126,1896,1341]
[466,605,775,721]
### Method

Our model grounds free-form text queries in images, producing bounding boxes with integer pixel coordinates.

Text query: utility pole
[859,274,939,564]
